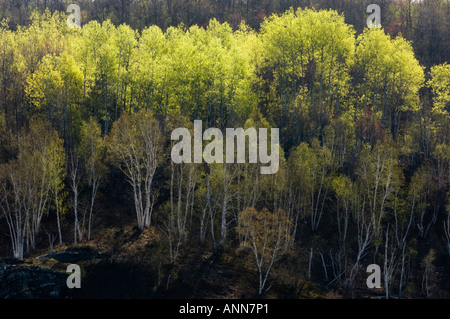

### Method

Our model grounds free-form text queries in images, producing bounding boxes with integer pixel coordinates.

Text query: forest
[0,0,449,299]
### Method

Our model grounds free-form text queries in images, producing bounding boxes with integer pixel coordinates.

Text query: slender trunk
[74,187,78,244]
[55,187,62,246]
[258,266,263,295]
[200,205,207,245]
[445,212,450,259]
[308,247,313,279]
[71,156,79,244]
[88,180,98,241]
[384,224,389,299]
[320,252,328,281]
[207,173,217,250]
[399,244,406,298]
[169,161,174,262]
[220,191,227,249]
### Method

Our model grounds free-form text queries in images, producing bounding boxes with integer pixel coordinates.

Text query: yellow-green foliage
[428,63,450,117]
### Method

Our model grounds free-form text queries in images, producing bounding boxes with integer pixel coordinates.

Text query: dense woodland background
[0,0,449,298]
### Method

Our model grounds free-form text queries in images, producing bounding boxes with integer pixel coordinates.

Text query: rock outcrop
[0,259,66,299]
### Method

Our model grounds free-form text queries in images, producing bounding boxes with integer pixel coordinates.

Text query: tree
[237,207,292,295]
[0,161,26,258]
[347,191,374,288]
[16,10,70,129]
[428,63,450,117]
[68,149,82,244]
[79,117,107,241]
[391,175,415,298]
[204,161,240,250]
[17,117,53,251]
[107,110,163,230]
[26,52,83,144]
[161,117,198,263]
[0,19,22,133]
[259,8,355,148]
[132,25,165,115]
[162,157,198,264]
[112,23,138,121]
[356,141,402,240]
[347,140,404,290]
[75,20,118,133]
[289,139,335,233]
[353,27,424,141]
[0,117,55,257]
[45,130,67,245]
[331,174,357,281]
[421,249,437,298]
[0,111,8,161]
[409,164,434,238]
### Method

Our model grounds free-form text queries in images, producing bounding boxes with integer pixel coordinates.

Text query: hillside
[0,1,449,300]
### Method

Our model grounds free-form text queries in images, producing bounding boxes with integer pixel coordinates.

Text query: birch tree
[160,116,198,263]
[237,207,292,295]
[68,150,82,244]
[108,110,163,230]
[45,131,67,246]
[393,186,415,298]
[331,174,357,282]
[289,139,335,233]
[0,161,26,258]
[205,161,240,250]
[0,118,57,257]
[357,141,401,241]
[79,117,107,240]
[409,165,434,238]
[16,118,53,251]
[347,194,374,288]
[162,159,198,263]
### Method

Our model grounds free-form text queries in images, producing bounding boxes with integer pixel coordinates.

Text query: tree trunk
[88,179,98,241]
[308,247,313,279]
[55,187,62,246]
[384,224,389,299]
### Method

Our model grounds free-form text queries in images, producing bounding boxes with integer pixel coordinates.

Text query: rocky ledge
[0,247,106,299]
[0,259,67,299]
